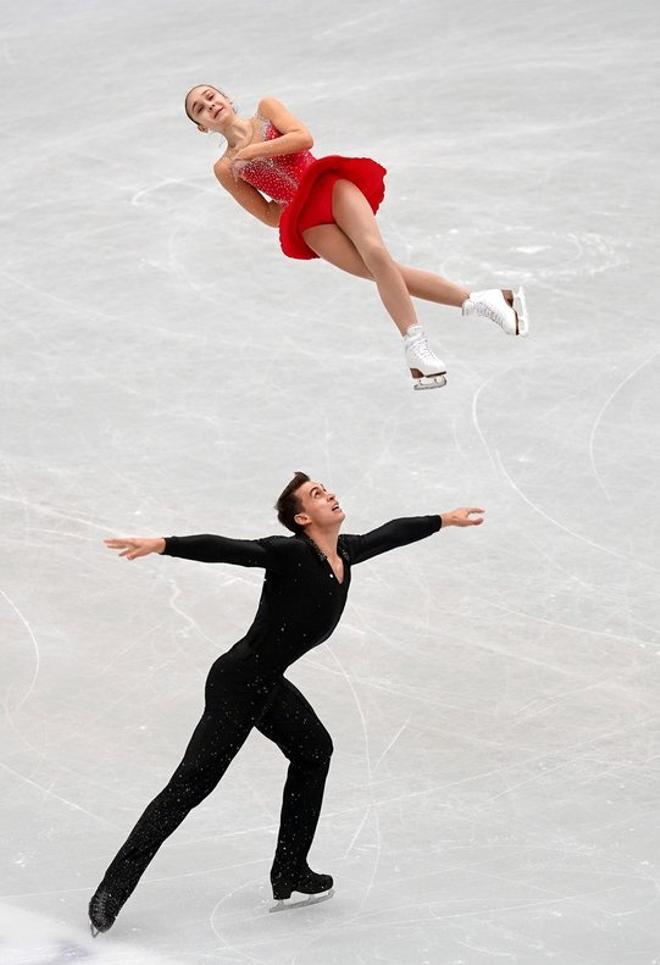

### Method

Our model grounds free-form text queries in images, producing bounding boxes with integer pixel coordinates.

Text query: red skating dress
[238,117,387,260]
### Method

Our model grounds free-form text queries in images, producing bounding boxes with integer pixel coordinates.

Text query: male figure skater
[89,472,484,933]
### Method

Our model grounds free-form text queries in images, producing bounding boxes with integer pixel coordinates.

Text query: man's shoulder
[255,533,308,573]
[337,532,360,557]
[258,534,307,554]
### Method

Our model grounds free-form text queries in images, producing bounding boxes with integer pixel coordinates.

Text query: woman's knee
[361,240,392,274]
[302,224,373,279]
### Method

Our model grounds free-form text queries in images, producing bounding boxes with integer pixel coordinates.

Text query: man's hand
[104,537,166,560]
[440,508,485,528]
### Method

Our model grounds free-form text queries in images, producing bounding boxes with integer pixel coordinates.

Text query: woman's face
[186,86,235,133]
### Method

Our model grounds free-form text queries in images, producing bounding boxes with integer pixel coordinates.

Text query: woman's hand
[104,537,166,560]
[233,143,261,164]
[441,508,485,527]
[228,144,261,181]
[229,158,246,181]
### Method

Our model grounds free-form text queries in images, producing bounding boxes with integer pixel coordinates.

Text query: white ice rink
[2,0,660,962]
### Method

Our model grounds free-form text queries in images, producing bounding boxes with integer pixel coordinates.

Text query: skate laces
[407,331,437,363]
[470,294,510,328]
[479,302,499,323]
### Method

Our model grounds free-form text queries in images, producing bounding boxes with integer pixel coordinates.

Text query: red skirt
[279,155,387,260]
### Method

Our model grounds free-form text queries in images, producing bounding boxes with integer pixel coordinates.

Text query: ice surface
[2,0,660,962]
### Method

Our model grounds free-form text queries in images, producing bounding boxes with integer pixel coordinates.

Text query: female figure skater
[184,85,529,389]
[88,472,484,933]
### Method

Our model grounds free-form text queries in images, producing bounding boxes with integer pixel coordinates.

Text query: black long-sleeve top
[163,515,441,678]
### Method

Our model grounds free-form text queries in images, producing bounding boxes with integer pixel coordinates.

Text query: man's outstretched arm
[103,534,290,570]
[342,508,484,566]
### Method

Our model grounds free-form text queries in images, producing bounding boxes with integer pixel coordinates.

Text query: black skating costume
[91,515,441,927]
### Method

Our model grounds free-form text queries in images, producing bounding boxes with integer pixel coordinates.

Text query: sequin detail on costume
[238,119,317,203]
[237,116,388,260]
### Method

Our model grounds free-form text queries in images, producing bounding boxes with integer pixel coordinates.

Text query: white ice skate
[462,287,529,337]
[404,325,447,390]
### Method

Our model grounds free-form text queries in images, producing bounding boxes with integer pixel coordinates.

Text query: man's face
[294,480,345,531]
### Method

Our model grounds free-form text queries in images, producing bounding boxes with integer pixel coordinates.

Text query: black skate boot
[270,865,334,912]
[88,882,124,936]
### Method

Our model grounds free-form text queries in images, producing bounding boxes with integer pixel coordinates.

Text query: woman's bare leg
[329,180,418,335]
[400,266,469,307]
[302,191,524,339]
[302,219,470,319]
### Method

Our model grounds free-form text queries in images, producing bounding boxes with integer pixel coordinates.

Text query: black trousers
[101,657,333,902]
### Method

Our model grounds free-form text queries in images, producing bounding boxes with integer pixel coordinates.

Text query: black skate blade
[269,887,334,913]
[90,923,100,938]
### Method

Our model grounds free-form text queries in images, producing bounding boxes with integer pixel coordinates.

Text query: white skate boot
[462,287,529,336]
[403,325,447,390]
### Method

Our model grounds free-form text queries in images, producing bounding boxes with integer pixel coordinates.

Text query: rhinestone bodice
[237,119,317,204]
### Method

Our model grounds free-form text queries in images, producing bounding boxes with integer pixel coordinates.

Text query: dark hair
[184,84,227,125]
[275,471,310,534]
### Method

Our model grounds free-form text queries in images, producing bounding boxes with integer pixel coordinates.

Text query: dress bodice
[237,118,317,204]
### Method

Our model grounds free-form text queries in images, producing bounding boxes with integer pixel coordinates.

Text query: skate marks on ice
[1,585,41,715]
[207,876,336,951]
[2,0,659,962]
[470,351,660,576]
[438,225,627,290]
[0,902,179,965]
[130,177,217,210]
[586,352,659,504]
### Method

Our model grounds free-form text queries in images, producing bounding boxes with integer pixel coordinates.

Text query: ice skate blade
[269,887,334,913]
[412,373,447,390]
[512,286,529,336]
[90,923,100,938]
[502,287,529,336]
